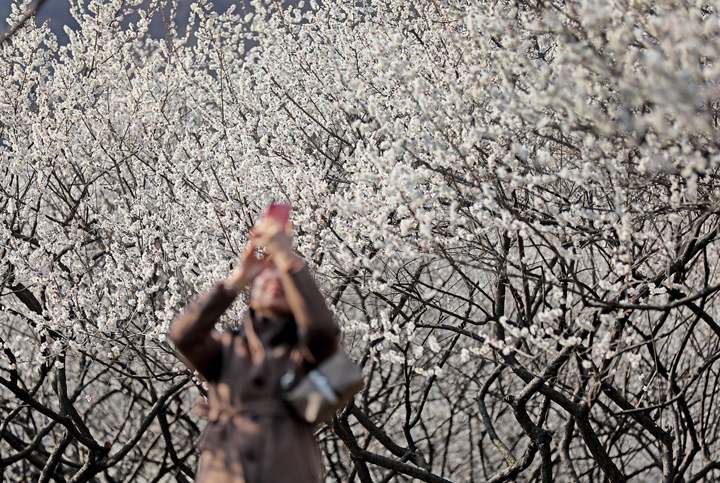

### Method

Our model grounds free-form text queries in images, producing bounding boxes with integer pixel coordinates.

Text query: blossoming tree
[2,0,720,481]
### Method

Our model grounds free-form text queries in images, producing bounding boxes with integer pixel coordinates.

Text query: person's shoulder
[225,310,252,339]
[217,329,241,347]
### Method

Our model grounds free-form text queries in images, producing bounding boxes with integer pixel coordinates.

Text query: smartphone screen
[266,202,291,225]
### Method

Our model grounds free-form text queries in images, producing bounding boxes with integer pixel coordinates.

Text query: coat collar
[242,308,298,347]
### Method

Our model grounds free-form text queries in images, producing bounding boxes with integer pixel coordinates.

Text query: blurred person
[169,213,338,483]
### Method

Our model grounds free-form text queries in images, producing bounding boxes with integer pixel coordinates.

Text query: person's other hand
[226,240,270,293]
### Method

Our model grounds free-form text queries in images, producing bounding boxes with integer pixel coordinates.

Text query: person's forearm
[225,260,256,295]
[168,280,239,350]
[275,254,339,362]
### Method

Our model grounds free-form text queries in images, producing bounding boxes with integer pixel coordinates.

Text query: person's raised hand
[251,216,303,273]
[226,240,270,293]
[251,216,292,258]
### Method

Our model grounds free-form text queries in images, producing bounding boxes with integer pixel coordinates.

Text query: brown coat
[169,264,339,483]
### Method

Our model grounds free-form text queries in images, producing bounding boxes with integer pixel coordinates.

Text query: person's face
[249,268,291,316]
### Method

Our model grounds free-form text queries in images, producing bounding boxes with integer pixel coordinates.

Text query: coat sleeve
[279,262,340,365]
[168,281,238,382]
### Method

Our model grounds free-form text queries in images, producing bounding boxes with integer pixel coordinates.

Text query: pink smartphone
[265,202,291,225]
